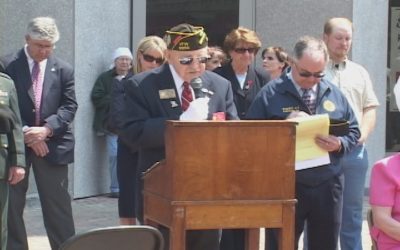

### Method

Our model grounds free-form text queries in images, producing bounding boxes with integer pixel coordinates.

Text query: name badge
[282,106,299,113]
[159,89,176,99]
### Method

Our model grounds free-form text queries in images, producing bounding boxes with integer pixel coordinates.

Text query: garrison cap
[164,23,208,51]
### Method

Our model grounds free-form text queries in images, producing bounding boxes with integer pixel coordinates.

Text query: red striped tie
[181,81,193,111]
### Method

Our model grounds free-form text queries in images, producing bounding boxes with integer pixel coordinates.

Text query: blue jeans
[106,134,119,193]
[340,144,368,250]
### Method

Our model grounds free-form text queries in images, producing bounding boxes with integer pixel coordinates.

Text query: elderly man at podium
[246,36,360,250]
[121,23,238,250]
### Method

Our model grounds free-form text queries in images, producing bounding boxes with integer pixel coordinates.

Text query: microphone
[190,77,214,98]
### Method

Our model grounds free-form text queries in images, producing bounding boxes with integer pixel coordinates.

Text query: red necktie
[181,81,193,111]
[32,61,43,125]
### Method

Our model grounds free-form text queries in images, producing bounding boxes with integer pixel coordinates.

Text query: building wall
[74,0,131,197]
[352,0,388,185]
[256,0,352,60]
[0,0,74,198]
[0,0,132,198]
[0,0,74,63]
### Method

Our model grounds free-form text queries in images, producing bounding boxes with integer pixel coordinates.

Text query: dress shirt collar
[327,59,348,71]
[24,44,47,73]
[169,64,187,101]
[287,69,318,96]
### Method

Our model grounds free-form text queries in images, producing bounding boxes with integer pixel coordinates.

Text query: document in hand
[289,114,331,171]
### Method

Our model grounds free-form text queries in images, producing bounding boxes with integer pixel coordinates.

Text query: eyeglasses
[233,48,258,54]
[178,56,209,65]
[142,53,164,64]
[298,71,325,78]
[295,63,325,78]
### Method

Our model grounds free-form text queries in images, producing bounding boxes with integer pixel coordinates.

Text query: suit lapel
[225,64,246,98]
[16,50,35,103]
[41,56,56,105]
[243,65,257,97]
[155,65,182,118]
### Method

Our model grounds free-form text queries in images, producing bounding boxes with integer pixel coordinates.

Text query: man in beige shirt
[323,17,379,250]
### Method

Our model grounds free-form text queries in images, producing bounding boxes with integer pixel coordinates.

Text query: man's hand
[8,166,25,185]
[358,133,367,145]
[286,111,310,119]
[315,134,342,152]
[30,141,50,157]
[24,126,51,147]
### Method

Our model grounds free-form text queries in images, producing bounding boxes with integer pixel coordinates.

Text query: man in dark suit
[1,16,77,250]
[121,23,238,250]
[246,36,360,250]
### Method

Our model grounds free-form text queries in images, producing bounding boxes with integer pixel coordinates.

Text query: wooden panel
[143,193,172,226]
[163,121,296,201]
[143,121,297,250]
[279,203,295,250]
[143,161,172,199]
[184,203,284,229]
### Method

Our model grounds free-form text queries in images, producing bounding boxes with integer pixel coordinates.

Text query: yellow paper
[289,114,331,170]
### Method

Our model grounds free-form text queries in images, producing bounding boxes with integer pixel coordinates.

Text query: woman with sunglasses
[135,36,166,73]
[111,36,166,226]
[214,27,270,250]
[214,27,270,120]
[261,46,289,80]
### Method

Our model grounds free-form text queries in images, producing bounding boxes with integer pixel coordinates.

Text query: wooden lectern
[143,121,297,250]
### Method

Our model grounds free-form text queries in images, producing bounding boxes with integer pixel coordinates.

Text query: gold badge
[323,100,336,112]
[282,106,300,113]
[159,89,176,99]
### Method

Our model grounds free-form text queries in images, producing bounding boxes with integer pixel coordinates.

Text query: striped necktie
[301,88,316,114]
[32,61,43,125]
[181,81,193,111]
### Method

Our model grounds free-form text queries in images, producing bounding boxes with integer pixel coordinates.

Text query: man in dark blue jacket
[246,36,360,250]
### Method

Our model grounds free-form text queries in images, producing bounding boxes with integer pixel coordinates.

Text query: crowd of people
[0,13,397,250]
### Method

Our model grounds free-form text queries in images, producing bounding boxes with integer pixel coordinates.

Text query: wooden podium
[143,121,297,250]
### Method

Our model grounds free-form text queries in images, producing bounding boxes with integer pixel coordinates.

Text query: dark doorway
[146,0,239,47]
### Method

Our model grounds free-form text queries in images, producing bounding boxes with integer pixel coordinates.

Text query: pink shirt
[369,153,400,249]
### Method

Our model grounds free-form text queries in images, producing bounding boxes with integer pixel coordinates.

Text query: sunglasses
[179,56,209,65]
[233,47,258,54]
[299,71,325,78]
[295,63,325,78]
[142,53,164,64]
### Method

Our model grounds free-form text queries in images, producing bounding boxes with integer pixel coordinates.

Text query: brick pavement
[24,195,372,250]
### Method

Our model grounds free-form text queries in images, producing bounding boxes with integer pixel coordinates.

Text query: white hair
[26,16,60,44]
